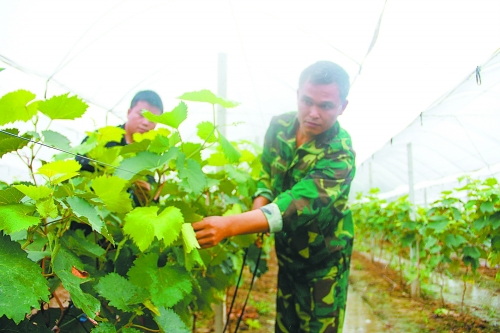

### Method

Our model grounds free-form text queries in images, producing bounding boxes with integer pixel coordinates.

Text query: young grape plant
[0,88,266,332]
[352,180,500,306]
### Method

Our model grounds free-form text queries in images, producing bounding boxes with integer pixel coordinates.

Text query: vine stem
[125,324,160,332]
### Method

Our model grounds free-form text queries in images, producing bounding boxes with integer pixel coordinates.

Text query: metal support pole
[214,52,228,333]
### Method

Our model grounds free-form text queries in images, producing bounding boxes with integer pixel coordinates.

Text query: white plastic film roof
[351,50,500,203]
[0,0,499,185]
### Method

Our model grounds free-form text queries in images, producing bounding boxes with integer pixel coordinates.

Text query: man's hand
[193,217,229,248]
[193,209,270,249]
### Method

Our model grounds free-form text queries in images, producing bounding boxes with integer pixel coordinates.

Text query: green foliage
[0,234,49,324]
[352,175,500,305]
[0,88,264,332]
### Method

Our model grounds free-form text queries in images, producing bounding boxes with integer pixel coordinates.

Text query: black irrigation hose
[223,248,248,333]
[234,245,262,333]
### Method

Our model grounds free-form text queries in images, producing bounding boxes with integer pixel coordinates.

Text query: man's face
[126,101,162,136]
[297,80,347,141]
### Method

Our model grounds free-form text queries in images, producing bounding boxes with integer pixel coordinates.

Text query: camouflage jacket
[256,112,356,272]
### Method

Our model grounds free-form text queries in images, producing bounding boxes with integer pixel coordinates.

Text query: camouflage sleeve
[253,118,276,202]
[274,139,355,233]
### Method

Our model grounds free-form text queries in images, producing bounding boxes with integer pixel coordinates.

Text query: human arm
[193,209,269,248]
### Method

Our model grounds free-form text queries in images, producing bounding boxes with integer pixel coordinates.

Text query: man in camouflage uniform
[194,61,356,333]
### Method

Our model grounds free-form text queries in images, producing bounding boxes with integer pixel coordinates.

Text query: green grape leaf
[91,175,132,213]
[180,142,202,163]
[120,139,150,154]
[66,196,104,232]
[14,184,52,201]
[154,307,190,333]
[225,164,248,183]
[37,93,88,120]
[0,128,30,157]
[0,234,49,324]
[91,323,117,333]
[122,328,142,333]
[0,204,39,233]
[444,234,467,249]
[96,126,126,145]
[124,206,184,251]
[0,68,3,72]
[184,247,205,271]
[116,148,178,180]
[0,89,38,125]
[484,178,498,186]
[463,246,481,259]
[207,151,228,166]
[492,213,500,230]
[155,206,184,246]
[37,160,81,184]
[473,217,489,230]
[42,130,71,151]
[61,230,106,258]
[52,247,101,319]
[128,253,192,309]
[218,132,241,163]
[490,235,500,252]
[149,135,170,154]
[36,197,58,218]
[128,252,156,288]
[94,273,147,312]
[178,89,240,108]
[181,223,200,253]
[0,187,25,204]
[143,101,188,129]
[197,121,217,143]
[178,159,207,195]
[170,131,181,147]
[123,207,157,251]
[480,201,494,213]
[151,265,192,308]
[427,220,448,232]
[133,127,171,143]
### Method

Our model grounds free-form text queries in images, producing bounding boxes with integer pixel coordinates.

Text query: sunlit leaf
[133,127,171,142]
[0,90,38,125]
[181,223,200,253]
[37,160,81,184]
[95,126,126,145]
[13,184,52,201]
[143,102,187,129]
[91,323,117,333]
[0,204,39,233]
[123,206,184,252]
[36,197,58,218]
[206,151,228,166]
[92,176,132,213]
[155,206,184,246]
[480,201,494,213]
[38,93,88,120]
[197,121,217,143]
[178,89,239,108]
[123,207,157,252]
[42,130,71,151]
[0,234,49,324]
[0,128,30,158]
[0,187,25,204]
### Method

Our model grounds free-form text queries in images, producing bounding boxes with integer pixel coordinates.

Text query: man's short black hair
[130,90,163,112]
[299,61,350,102]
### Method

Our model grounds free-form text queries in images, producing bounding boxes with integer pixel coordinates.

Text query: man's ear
[339,100,349,115]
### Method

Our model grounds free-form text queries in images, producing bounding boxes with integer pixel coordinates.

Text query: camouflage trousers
[274,253,351,333]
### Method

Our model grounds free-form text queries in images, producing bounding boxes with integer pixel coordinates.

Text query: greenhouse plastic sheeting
[351,50,500,204]
[0,0,499,185]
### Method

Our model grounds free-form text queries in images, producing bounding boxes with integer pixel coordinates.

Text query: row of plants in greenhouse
[0,88,267,332]
[351,178,500,307]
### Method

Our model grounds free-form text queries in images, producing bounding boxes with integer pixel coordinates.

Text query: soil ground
[196,248,500,333]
